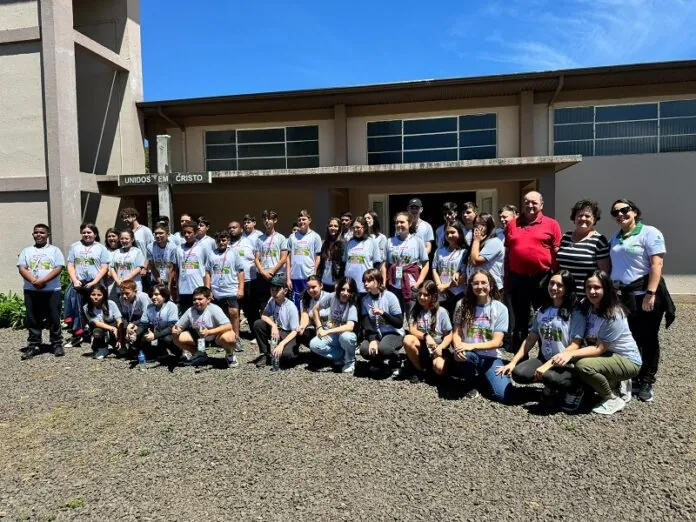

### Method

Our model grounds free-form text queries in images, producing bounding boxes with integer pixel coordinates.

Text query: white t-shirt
[530,306,585,361]
[411,306,452,344]
[287,230,323,280]
[415,219,435,245]
[610,223,666,294]
[175,242,209,295]
[317,292,359,326]
[67,241,110,281]
[176,303,230,341]
[386,235,428,290]
[17,244,65,292]
[454,299,509,359]
[344,237,382,293]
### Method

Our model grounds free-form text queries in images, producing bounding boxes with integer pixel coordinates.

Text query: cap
[270,273,287,289]
[408,198,423,208]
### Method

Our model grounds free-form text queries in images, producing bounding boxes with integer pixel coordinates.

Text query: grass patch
[64,498,85,509]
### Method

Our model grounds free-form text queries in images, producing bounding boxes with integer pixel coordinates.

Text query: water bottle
[137,350,146,364]
[270,338,280,372]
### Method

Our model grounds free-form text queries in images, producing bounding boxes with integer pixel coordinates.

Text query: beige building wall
[0,0,39,30]
[555,152,696,282]
[346,105,519,165]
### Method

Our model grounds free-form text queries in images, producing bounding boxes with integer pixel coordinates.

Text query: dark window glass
[660,99,696,118]
[554,107,594,124]
[286,125,319,141]
[287,156,320,168]
[206,159,237,171]
[595,138,657,156]
[404,133,457,150]
[404,149,458,163]
[368,120,402,137]
[459,129,496,147]
[237,143,285,158]
[287,141,319,157]
[368,152,402,165]
[238,157,287,170]
[660,135,696,153]
[595,120,658,139]
[368,136,402,153]
[595,104,657,122]
[660,117,696,136]
[403,117,457,135]
[205,145,237,160]
[554,140,594,156]
[459,113,496,130]
[554,123,594,141]
[459,146,497,160]
[205,131,236,145]
[236,128,285,144]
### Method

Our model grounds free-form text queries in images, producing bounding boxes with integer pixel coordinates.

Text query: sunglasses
[610,206,632,217]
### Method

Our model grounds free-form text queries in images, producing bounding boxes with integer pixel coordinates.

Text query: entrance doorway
[386,191,476,235]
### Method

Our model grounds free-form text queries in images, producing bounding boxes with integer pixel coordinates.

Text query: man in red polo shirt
[506,191,562,352]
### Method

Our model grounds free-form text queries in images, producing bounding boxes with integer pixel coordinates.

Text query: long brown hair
[457,269,502,328]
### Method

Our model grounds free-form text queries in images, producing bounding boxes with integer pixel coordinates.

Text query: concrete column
[519,90,534,157]
[156,135,173,220]
[40,0,81,250]
[538,172,556,218]
[334,104,347,166]
[314,188,330,230]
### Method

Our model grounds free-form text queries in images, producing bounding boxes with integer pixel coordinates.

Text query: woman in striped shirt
[556,200,611,294]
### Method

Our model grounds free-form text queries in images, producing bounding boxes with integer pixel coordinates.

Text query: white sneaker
[341,362,355,374]
[592,396,626,415]
[619,380,632,404]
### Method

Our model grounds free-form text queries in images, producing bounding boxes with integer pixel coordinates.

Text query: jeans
[454,351,514,403]
[64,282,90,334]
[309,332,357,366]
[512,358,577,391]
[24,290,62,348]
[627,305,664,385]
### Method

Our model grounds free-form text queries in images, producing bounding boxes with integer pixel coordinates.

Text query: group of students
[16,194,675,416]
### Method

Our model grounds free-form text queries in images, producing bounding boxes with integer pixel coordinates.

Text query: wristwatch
[646,290,656,296]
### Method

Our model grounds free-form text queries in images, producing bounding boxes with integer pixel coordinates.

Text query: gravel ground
[1,306,695,521]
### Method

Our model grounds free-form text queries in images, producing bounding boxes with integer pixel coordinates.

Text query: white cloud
[451,0,696,71]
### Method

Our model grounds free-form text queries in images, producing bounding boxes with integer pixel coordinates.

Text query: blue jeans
[291,278,308,310]
[455,351,513,403]
[309,332,357,366]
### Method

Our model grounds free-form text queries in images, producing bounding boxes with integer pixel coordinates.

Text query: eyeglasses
[610,206,632,217]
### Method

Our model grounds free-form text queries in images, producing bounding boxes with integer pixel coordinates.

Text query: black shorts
[215,296,239,310]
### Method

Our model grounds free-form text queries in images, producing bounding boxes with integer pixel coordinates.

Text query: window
[367,114,497,165]
[205,125,319,171]
[554,99,696,156]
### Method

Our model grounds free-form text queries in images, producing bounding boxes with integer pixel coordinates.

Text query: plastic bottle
[270,338,280,372]
[137,350,146,364]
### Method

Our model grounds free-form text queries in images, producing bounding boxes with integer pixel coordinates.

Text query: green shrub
[0,292,25,329]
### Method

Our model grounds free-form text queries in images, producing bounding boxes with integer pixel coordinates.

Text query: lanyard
[183,243,197,266]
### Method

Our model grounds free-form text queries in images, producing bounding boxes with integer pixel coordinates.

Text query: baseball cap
[270,273,287,289]
[408,198,423,208]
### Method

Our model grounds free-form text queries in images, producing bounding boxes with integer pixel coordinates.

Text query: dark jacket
[618,275,676,328]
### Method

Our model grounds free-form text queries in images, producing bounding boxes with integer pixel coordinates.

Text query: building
[1,2,694,293]
[0,0,144,292]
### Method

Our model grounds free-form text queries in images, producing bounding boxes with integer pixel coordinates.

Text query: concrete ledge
[0,26,41,45]
[0,176,47,192]
[98,155,583,183]
[73,29,129,72]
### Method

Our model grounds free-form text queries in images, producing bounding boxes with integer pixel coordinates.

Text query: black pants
[439,290,461,319]
[24,290,62,348]
[508,272,549,353]
[252,319,298,359]
[179,294,193,315]
[359,333,403,362]
[137,334,176,358]
[511,358,577,391]
[296,326,316,348]
[627,306,664,385]
[387,285,415,321]
[242,279,261,327]
[91,327,118,351]
[256,277,272,308]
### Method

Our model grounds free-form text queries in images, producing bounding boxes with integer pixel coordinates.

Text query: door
[387,191,477,235]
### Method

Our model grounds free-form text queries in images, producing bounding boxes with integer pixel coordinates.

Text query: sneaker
[592,396,626,415]
[93,347,109,360]
[53,345,65,357]
[21,346,41,360]
[464,388,480,399]
[234,340,244,353]
[632,379,642,394]
[63,336,82,348]
[637,382,654,403]
[182,351,208,366]
[619,380,632,404]
[254,355,270,368]
[341,362,355,374]
[226,354,239,368]
[561,388,585,413]
[408,371,424,384]
[116,345,128,358]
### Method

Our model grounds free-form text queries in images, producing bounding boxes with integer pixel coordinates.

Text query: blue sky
[141,0,696,101]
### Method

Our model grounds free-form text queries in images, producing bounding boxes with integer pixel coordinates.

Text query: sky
[141,0,696,101]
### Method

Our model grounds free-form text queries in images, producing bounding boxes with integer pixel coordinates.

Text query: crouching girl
[82,284,122,360]
[136,284,180,361]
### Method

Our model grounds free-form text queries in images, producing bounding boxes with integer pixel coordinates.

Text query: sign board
[118,172,212,186]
